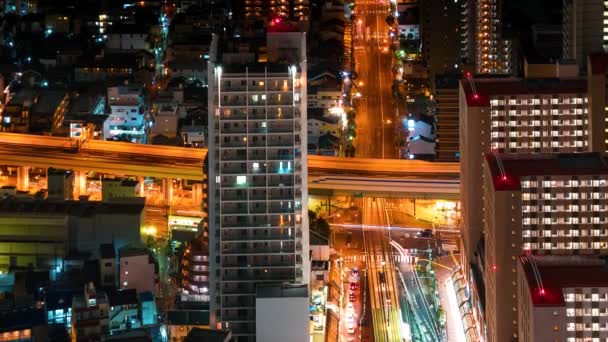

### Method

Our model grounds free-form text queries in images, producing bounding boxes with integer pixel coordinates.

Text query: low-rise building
[29,90,69,134]
[108,289,140,333]
[139,292,157,326]
[0,306,47,342]
[119,247,158,295]
[106,85,148,143]
[101,178,139,202]
[71,283,109,342]
[99,244,117,287]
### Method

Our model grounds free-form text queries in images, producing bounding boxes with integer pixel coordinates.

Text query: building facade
[207,32,309,340]
[562,0,605,68]
[484,153,608,342]
[518,255,608,342]
[474,0,512,74]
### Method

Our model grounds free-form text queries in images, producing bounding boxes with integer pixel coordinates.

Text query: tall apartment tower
[562,0,605,69]
[207,31,309,341]
[484,152,608,342]
[459,65,608,339]
[475,0,512,74]
[241,0,310,22]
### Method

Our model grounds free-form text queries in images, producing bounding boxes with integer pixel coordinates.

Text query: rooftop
[486,153,608,191]
[0,197,145,217]
[519,255,608,307]
[461,77,587,107]
[107,289,138,307]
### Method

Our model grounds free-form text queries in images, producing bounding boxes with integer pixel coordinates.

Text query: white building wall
[255,296,309,342]
[119,253,157,295]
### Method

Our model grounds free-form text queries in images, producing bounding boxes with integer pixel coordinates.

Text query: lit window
[253,162,259,169]
[236,175,246,185]
[123,281,128,287]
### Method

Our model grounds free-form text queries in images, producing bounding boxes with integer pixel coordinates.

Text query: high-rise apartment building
[241,0,309,22]
[207,31,309,341]
[460,75,599,271]
[518,255,608,342]
[459,61,608,340]
[474,0,512,74]
[563,0,605,69]
[484,152,608,342]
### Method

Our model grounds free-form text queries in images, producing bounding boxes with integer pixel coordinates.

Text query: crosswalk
[344,253,415,263]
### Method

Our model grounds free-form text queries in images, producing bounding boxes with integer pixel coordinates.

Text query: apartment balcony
[219,139,247,148]
[221,247,295,255]
[221,231,295,242]
[222,283,256,296]
[221,271,296,282]
[222,259,294,268]
[223,298,256,309]
[222,205,248,215]
[219,312,256,324]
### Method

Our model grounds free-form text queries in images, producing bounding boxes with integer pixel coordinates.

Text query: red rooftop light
[502,176,507,181]
[492,265,497,271]
[540,289,545,296]
[473,94,479,100]
[465,71,472,78]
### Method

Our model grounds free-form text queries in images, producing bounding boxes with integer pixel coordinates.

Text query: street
[362,197,405,341]
[353,0,399,159]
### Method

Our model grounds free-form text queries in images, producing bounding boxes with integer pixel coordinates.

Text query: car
[350,282,358,291]
[346,303,354,312]
[349,292,356,302]
[347,322,356,334]
[352,268,359,276]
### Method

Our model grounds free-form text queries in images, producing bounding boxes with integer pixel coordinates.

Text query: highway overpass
[0,133,460,196]
[308,176,460,199]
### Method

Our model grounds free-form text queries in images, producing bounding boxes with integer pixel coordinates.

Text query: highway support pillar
[16,166,29,192]
[192,183,203,207]
[162,178,173,205]
[74,171,87,198]
[138,176,145,196]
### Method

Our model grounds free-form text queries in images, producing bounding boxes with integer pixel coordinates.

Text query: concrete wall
[255,296,309,342]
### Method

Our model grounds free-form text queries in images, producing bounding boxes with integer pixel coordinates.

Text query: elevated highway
[0,133,206,180]
[0,133,460,196]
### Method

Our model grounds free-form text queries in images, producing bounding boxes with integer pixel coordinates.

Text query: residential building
[207,31,309,340]
[46,290,78,330]
[0,306,47,341]
[433,77,460,161]
[474,0,512,74]
[255,284,309,342]
[119,247,158,295]
[459,64,608,340]
[71,283,109,342]
[180,237,210,301]
[518,254,608,342]
[420,0,461,78]
[483,152,608,342]
[562,0,605,68]
[106,25,150,51]
[460,75,603,278]
[241,0,310,22]
[106,85,148,143]
[150,104,179,140]
[29,90,69,134]
[99,244,117,288]
[107,289,140,333]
